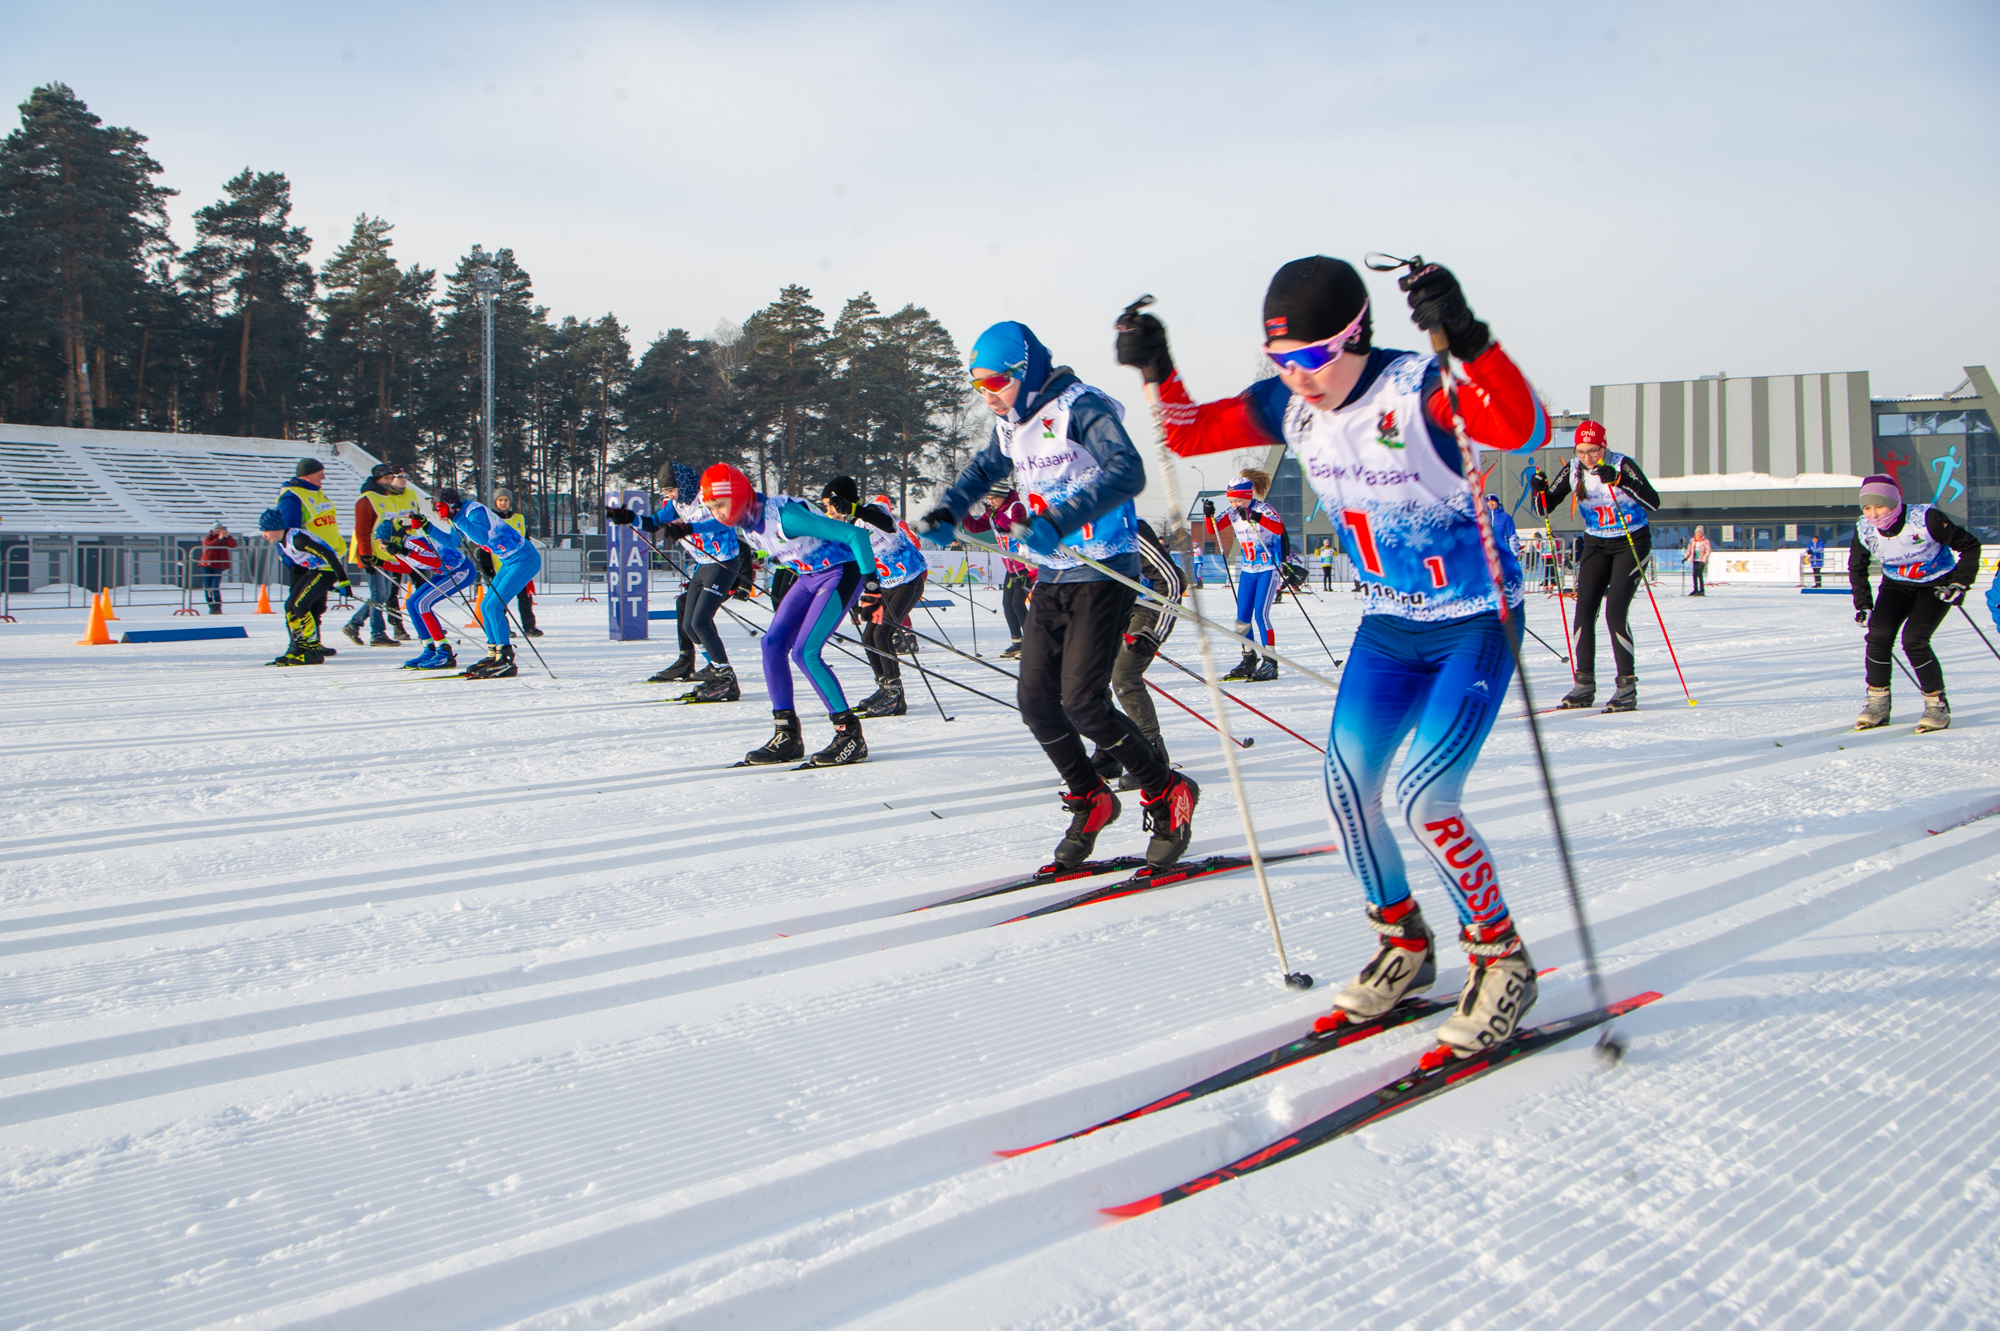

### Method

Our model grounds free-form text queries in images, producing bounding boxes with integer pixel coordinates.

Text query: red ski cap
[1574,420,1607,450]
[700,463,755,526]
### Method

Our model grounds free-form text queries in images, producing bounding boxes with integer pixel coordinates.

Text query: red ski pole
[1609,494,1697,706]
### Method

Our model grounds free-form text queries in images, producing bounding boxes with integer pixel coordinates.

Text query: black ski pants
[284,565,334,650]
[1571,528,1650,680]
[677,553,746,663]
[1864,578,1951,694]
[1001,570,1030,641]
[1018,578,1172,796]
[1110,619,1167,766]
[859,574,926,684]
[1690,559,1706,595]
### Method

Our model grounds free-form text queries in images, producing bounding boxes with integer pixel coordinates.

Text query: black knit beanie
[1262,257,1371,350]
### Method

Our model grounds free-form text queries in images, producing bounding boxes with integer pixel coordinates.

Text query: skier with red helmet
[1529,419,1661,711]
[640,464,880,765]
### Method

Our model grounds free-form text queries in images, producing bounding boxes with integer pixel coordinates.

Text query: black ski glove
[656,520,693,545]
[1122,631,1159,662]
[1593,461,1621,485]
[862,575,882,597]
[1114,312,1175,385]
[474,549,497,577]
[1855,609,1870,624]
[1201,497,1217,525]
[1935,583,1966,605]
[604,506,637,525]
[1399,263,1491,362]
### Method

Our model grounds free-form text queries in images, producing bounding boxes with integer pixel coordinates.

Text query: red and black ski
[908,856,1152,913]
[998,996,1449,1159]
[1000,843,1342,924]
[1103,991,1663,1218]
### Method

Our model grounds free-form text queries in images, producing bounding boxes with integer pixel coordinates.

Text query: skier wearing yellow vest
[492,488,540,637]
[264,457,351,664]
[342,462,420,645]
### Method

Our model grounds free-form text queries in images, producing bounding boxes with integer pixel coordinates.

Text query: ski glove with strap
[655,520,693,545]
[1021,515,1064,558]
[1399,263,1491,362]
[1114,312,1175,385]
[1935,583,1966,605]
[604,506,637,525]
[915,506,957,547]
[1593,461,1621,484]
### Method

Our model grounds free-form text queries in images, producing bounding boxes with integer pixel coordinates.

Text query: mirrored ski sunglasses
[1263,302,1369,374]
[970,372,1015,394]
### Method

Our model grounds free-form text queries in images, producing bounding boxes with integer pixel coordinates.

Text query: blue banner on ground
[606,488,650,640]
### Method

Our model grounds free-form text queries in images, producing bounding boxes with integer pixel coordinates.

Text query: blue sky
[6,0,1996,426]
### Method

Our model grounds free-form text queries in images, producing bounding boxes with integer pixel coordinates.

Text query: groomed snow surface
[2,579,1997,1330]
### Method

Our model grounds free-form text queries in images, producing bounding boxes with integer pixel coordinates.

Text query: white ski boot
[1854,686,1892,730]
[1915,691,1951,734]
[1429,921,1538,1061]
[1315,897,1436,1031]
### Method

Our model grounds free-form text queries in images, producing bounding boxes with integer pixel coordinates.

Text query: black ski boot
[1051,785,1120,870]
[476,645,519,678]
[1140,773,1201,871]
[1222,649,1256,682]
[680,665,740,703]
[1602,674,1638,713]
[859,681,906,718]
[461,646,504,678]
[1557,672,1595,709]
[805,710,868,766]
[1090,748,1124,781]
[1250,655,1278,682]
[853,679,892,713]
[692,661,730,684]
[648,652,696,683]
[742,709,805,765]
[267,639,317,667]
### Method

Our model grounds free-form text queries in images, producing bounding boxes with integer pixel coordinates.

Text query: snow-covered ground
[1,577,1997,1330]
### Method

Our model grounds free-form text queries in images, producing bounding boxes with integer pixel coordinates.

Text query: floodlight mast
[470,248,503,505]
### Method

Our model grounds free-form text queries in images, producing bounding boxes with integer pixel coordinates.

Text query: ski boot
[1916,691,1951,734]
[523,622,544,638]
[1314,897,1436,1032]
[1854,686,1892,730]
[1222,649,1256,682]
[1000,640,1024,661]
[1602,674,1638,713]
[680,665,740,703]
[1425,920,1538,1065]
[742,709,805,765]
[1051,785,1120,870]
[402,642,438,669]
[267,644,317,667]
[1090,748,1124,782]
[805,710,868,766]
[461,646,504,678]
[427,644,458,672]
[859,681,906,718]
[648,652,696,683]
[1250,654,1278,682]
[1556,672,1595,709]
[853,679,893,714]
[476,645,518,678]
[1140,773,1200,871]
[1117,746,1167,792]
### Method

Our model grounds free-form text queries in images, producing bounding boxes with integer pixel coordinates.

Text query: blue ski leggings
[1324,611,1520,932]
[482,546,542,646]
[763,560,864,714]
[1235,567,1279,646]
[410,562,478,641]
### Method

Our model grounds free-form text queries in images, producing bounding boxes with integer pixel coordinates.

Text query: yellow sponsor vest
[499,511,527,541]
[351,486,422,562]
[282,482,342,559]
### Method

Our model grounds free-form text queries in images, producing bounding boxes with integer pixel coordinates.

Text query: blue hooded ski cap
[257,506,286,533]
[969,321,1053,399]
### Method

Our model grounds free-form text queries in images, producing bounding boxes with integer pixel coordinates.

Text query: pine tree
[315,215,435,463]
[735,285,828,494]
[0,83,175,427]
[622,328,738,485]
[182,169,315,437]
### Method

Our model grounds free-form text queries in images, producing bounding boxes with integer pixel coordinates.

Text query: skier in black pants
[918,320,1198,872]
[1091,518,1184,790]
[1531,420,1660,712]
[1850,473,1980,733]
[616,462,749,698]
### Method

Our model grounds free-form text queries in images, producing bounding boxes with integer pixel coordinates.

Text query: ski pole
[1144,673,1251,748]
[1121,293,1311,992]
[1523,622,1568,664]
[907,646,954,721]
[1286,581,1342,665]
[717,599,1020,713]
[954,530,1342,692]
[1531,494,1576,682]
[1607,492,1695,706]
[1957,601,2000,663]
[1155,649,1325,754]
[1363,253,1619,1057]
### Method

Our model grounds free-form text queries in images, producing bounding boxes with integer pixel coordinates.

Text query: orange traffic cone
[255,583,274,614]
[466,596,484,629]
[99,588,118,620]
[77,596,114,645]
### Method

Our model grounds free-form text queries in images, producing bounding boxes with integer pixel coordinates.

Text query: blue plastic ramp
[121,626,250,643]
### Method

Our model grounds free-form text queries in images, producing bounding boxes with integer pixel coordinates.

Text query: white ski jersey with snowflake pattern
[1283,351,1522,623]
[1857,504,1956,583]
[1570,452,1651,536]
[1224,498,1286,572]
[994,382,1140,572]
[738,494,849,573]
